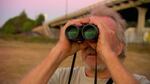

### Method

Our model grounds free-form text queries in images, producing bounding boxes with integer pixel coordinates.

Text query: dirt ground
[0,39,150,84]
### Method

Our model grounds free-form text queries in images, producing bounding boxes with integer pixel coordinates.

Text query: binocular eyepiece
[65,24,99,42]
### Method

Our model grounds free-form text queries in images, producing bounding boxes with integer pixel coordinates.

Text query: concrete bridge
[33,0,150,43]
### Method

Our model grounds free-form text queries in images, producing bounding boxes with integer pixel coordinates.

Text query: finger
[63,17,90,30]
[85,41,97,49]
[67,20,82,26]
[69,17,90,25]
[80,17,90,24]
[89,16,117,33]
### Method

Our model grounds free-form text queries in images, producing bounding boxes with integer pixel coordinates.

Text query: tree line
[0,11,45,34]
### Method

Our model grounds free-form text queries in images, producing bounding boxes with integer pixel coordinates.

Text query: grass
[127,43,150,53]
[0,34,58,43]
[0,39,55,84]
[0,39,150,84]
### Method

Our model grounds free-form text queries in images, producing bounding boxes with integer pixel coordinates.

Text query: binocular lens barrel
[65,24,99,41]
[82,24,99,40]
[65,25,80,41]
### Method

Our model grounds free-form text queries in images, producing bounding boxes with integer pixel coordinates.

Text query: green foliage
[0,19,15,34]
[0,11,45,34]
[35,14,45,26]
[2,24,15,34]
[22,21,35,32]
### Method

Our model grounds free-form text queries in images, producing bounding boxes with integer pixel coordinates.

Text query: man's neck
[85,68,111,79]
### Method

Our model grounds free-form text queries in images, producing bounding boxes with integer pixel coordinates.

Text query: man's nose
[80,41,90,49]
[83,41,97,49]
[80,41,97,49]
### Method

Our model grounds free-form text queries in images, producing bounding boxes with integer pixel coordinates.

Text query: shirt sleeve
[133,74,150,84]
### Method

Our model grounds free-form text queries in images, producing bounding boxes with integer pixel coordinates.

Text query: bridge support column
[43,24,51,37]
[136,7,147,43]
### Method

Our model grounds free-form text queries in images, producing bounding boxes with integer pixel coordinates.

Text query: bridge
[32,0,150,43]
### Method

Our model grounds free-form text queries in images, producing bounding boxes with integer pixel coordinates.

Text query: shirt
[48,67,150,84]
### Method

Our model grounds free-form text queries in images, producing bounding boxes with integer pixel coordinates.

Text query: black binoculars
[65,24,99,42]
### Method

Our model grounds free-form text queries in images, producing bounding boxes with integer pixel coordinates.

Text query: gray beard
[84,63,107,72]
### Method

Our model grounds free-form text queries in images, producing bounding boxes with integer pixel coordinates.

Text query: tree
[22,20,35,32]
[0,11,45,35]
[35,14,45,26]
[1,23,15,34]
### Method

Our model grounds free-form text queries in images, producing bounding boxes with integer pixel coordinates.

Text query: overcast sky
[0,0,107,27]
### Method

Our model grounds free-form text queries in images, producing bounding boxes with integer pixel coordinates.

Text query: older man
[20,4,150,84]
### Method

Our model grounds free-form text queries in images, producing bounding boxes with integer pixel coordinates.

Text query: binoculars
[65,24,99,42]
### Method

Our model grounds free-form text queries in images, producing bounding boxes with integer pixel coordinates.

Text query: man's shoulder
[133,74,150,84]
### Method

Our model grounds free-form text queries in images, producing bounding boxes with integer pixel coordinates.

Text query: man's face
[80,42,106,71]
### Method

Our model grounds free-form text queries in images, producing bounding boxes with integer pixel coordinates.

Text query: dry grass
[0,39,150,84]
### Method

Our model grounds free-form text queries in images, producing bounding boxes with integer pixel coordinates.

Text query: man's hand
[88,16,124,60]
[88,16,139,84]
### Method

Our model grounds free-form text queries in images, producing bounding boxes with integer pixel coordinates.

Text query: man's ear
[116,42,125,56]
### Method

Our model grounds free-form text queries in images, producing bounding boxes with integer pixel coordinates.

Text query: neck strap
[106,78,113,84]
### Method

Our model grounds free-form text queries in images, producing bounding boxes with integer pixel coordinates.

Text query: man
[20,4,150,84]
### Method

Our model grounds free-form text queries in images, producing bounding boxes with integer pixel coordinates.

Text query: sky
[0,0,106,27]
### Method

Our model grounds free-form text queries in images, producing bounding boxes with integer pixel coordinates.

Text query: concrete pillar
[136,7,147,43]
[43,24,51,37]
[137,7,147,32]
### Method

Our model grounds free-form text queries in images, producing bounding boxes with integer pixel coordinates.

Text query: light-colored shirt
[48,67,150,84]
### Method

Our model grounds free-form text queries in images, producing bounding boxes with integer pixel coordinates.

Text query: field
[0,39,150,84]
